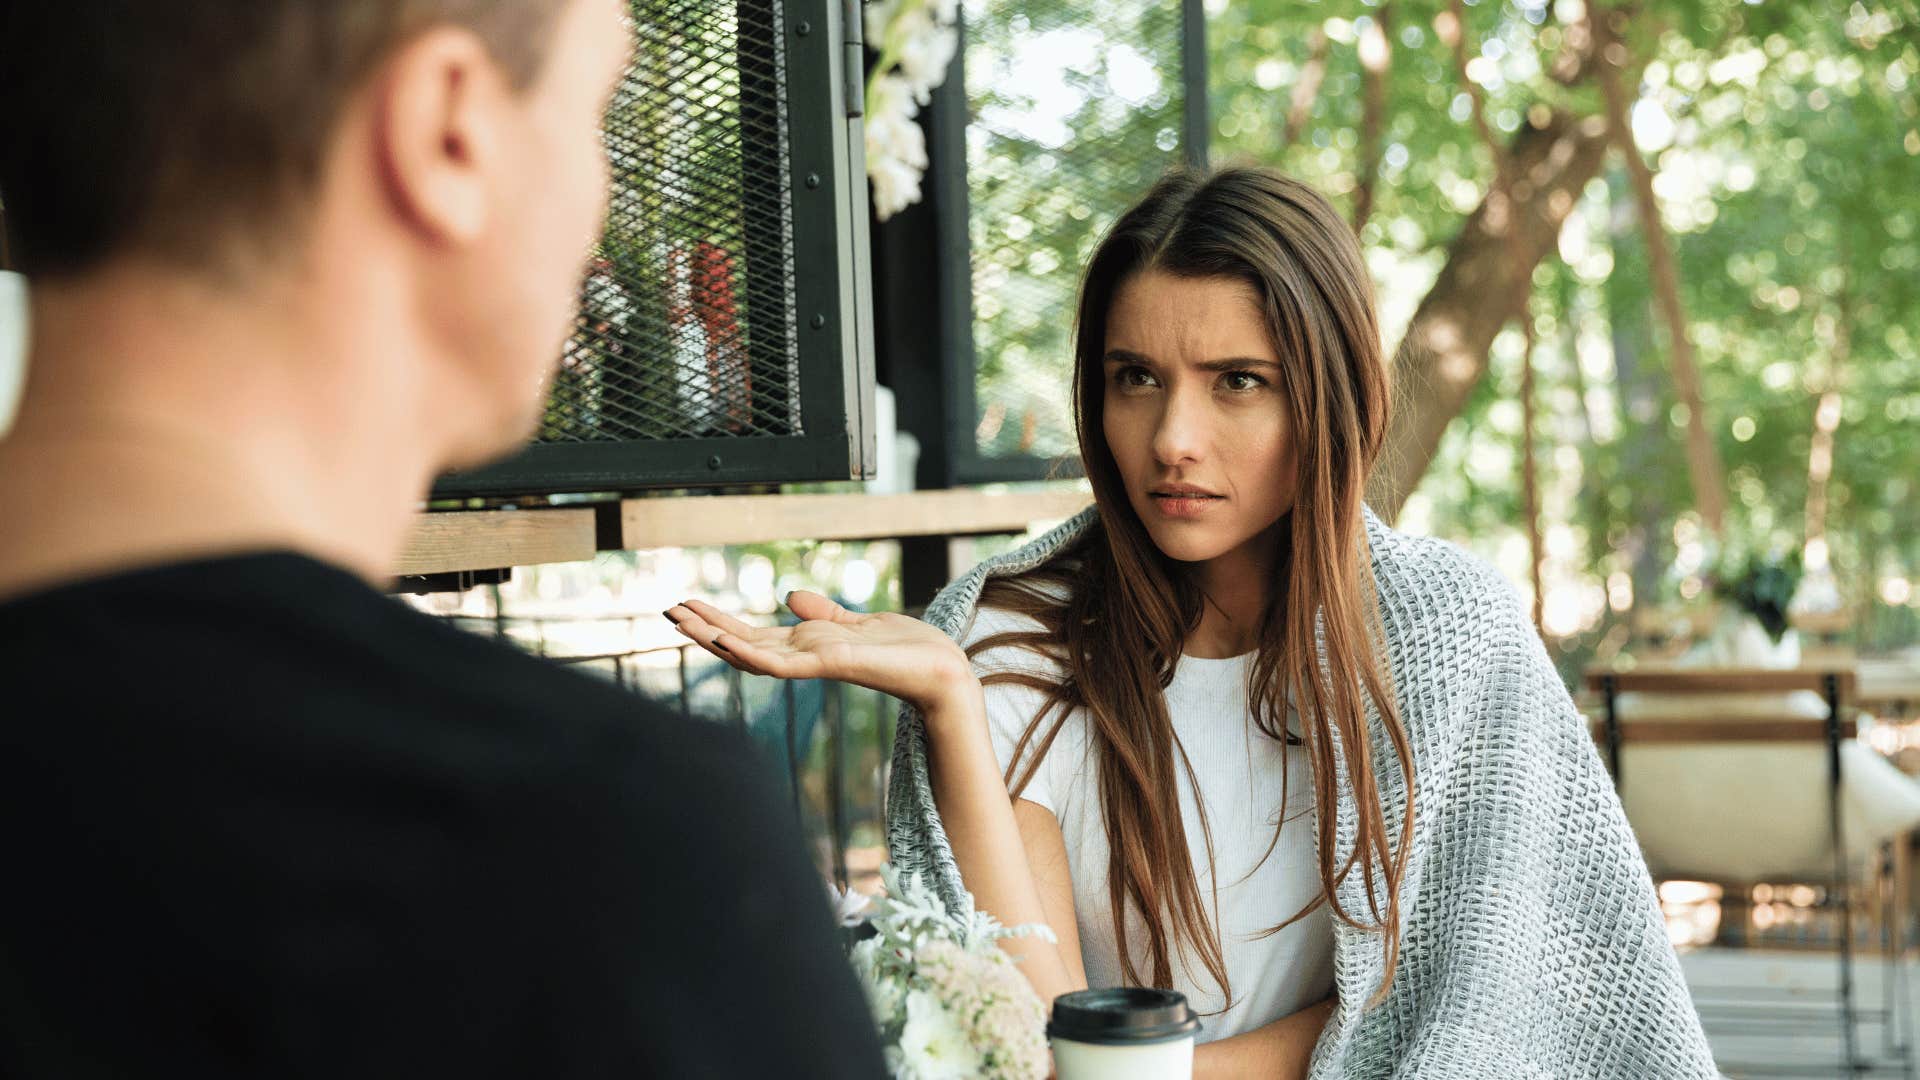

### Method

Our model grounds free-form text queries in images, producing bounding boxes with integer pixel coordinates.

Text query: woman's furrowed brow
[1103,348,1280,371]
[1194,357,1282,372]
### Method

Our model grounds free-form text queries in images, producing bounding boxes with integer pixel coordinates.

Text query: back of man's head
[0,2,571,280]
[0,0,633,498]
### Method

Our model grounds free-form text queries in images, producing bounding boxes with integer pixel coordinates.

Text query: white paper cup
[1049,988,1201,1080]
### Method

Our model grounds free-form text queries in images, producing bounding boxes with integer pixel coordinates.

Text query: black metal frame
[885,2,1209,490]
[1600,673,1917,1078]
[435,0,875,498]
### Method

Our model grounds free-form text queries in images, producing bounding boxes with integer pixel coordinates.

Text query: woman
[668,167,1716,1078]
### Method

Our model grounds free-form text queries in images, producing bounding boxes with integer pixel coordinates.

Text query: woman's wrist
[916,670,989,748]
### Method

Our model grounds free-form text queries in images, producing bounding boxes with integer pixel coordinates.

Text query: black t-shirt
[0,553,887,1078]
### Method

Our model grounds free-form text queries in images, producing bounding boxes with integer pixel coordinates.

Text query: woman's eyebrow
[1102,348,1280,372]
[1194,357,1281,372]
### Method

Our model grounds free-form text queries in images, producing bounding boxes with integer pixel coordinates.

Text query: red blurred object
[666,241,753,434]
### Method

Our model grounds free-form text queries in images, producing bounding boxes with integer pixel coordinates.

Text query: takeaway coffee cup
[1048,987,1202,1080]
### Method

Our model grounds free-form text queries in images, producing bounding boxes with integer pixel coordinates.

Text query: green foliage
[1208,0,1920,654]
[1714,551,1804,643]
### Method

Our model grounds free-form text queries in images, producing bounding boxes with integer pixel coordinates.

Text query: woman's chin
[1143,524,1235,565]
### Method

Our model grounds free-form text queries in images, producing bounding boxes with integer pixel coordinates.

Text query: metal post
[677,645,693,720]
[785,678,802,822]
[728,664,748,737]
[1828,670,1860,1072]
[829,680,849,890]
[1180,0,1209,172]
[1879,837,1912,1074]
[1602,673,1623,788]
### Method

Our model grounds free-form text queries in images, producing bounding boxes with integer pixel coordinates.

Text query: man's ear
[371,27,508,246]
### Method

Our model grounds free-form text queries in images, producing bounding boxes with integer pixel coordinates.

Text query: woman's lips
[1149,493,1224,518]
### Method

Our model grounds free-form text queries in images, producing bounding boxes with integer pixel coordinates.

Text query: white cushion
[1616,738,1920,882]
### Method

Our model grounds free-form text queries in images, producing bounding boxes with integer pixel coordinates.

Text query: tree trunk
[1520,316,1545,635]
[1366,110,1611,520]
[1592,3,1728,536]
[1284,30,1330,146]
[1603,167,1669,624]
[1557,271,1597,447]
[1804,256,1850,562]
[1353,5,1393,234]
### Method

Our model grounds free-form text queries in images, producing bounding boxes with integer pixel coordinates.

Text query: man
[0,2,886,1076]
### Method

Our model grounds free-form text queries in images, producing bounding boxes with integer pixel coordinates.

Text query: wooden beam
[397,490,1092,575]
[617,489,1091,550]
[396,508,597,576]
[1584,667,1857,698]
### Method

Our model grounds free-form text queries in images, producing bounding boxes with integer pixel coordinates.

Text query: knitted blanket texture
[886,505,1719,1078]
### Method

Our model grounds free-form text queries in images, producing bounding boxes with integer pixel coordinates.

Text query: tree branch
[1804,239,1851,561]
[1440,0,1501,172]
[1442,0,1544,632]
[1353,5,1394,234]
[1366,110,1612,521]
[1590,0,1729,536]
[1284,29,1331,146]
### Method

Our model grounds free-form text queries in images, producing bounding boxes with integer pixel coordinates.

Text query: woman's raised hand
[665,591,973,711]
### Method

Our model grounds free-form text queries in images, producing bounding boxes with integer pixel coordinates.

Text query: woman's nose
[1150,388,1207,466]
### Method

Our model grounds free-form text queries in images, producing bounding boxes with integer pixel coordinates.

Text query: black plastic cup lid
[1047,988,1202,1046]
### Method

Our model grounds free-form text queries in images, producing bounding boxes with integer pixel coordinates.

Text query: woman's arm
[924,678,1089,1003]
[663,593,1089,1006]
[1191,994,1336,1080]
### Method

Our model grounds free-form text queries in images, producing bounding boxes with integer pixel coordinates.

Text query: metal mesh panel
[963,0,1188,463]
[543,1,802,444]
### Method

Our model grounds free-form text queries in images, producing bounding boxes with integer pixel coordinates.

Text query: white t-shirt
[963,603,1335,1043]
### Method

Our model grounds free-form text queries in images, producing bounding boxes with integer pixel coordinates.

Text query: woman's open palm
[666,591,970,709]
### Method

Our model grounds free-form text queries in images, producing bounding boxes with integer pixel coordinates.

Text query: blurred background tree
[1209,0,1920,670]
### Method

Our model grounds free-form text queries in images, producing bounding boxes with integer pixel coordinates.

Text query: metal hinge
[843,0,865,118]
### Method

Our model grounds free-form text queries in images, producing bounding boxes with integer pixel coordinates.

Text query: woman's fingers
[673,598,761,639]
[783,589,853,624]
[664,604,824,680]
[664,605,761,672]
[710,632,821,680]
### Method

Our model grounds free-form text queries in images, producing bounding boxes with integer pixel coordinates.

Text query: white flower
[897,989,983,1079]
[865,0,903,45]
[829,882,873,928]
[865,75,929,221]
[865,74,925,154]
[850,938,906,1028]
[893,12,959,102]
[863,0,960,221]
[868,154,925,221]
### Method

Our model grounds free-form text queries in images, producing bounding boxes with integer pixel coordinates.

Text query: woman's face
[1100,271,1298,566]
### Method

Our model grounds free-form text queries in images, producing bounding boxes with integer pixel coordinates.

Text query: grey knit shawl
[886,505,1718,1078]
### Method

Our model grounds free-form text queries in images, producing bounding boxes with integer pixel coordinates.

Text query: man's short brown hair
[0,1,574,278]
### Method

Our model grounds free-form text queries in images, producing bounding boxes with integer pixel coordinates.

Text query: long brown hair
[969,166,1415,1009]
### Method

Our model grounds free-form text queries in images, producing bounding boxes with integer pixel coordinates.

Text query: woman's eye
[1115,366,1159,389]
[1222,371,1266,392]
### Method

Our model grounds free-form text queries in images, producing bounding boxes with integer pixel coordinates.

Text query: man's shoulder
[0,550,753,786]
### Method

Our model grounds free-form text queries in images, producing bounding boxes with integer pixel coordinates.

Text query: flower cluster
[837,866,1054,1079]
[863,0,960,220]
